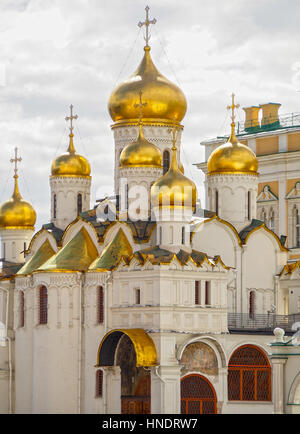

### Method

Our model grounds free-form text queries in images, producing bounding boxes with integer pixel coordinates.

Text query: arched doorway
[96,329,157,415]
[181,375,217,414]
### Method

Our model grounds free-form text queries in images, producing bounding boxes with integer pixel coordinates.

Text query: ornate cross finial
[138,5,157,47]
[65,104,78,135]
[10,147,22,179]
[134,91,147,123]
[227,93,240,143]
[227,93,240,125]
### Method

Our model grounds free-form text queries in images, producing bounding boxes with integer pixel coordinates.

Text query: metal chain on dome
[112,27,142,89]
[152,25,182,89]
[52,124,68,160]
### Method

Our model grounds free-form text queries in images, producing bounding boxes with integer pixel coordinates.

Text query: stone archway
[181,375,217,414]
[96,329,157,415]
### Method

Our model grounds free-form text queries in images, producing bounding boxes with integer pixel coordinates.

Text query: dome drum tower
[207,95,259,232]
[50,106,91,231]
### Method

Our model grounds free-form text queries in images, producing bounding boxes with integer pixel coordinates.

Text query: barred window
[97,286,104,324]
[249,291,255,319]
[39,286,48,325]
[96,370,103,398]
[228,345,271,402]
[20,291,25,328]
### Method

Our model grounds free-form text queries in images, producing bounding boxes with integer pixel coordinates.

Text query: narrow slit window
[135,289,141,305]
[77,193,83,215]
[195,281,200,305]
[39,286,48,325]
[96,370,103,398]
[97,286,104,324]
[205,281,211,306]
[20,291,25,328]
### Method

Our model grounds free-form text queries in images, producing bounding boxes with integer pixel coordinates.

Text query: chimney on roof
[243,106,261,130]
[259,103,281,127]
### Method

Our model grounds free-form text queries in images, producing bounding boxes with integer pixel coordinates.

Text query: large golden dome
[151,142,197,209]
[0,176,36,229]
[207,127,258,175]
[108,46,187,123]
[120,122,162,168]
[51,134,91,178]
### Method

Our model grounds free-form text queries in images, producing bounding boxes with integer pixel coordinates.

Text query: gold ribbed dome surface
[51,134,91,178]
[207,137,258,175]
[151,143,197,209]
[120,123,162,168]
[108,46,187,123]
[0,177,36,229]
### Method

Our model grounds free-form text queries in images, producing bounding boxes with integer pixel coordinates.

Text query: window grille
[228,345,271,402]
[96,370,103,398]
[181,375,217,414]
[39,286,48,325]
[97,286,104,324]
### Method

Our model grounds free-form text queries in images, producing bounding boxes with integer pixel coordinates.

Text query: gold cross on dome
[227,93,240,125]
[65,104,78,134]
[138,5,157,47]
[10,147,22,178]
[134,91,147,122]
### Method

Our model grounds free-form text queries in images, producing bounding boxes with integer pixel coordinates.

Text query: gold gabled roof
[38,227,98,272]
[280,261,300,277]
[89,228,133,272]
[17,239,56,276]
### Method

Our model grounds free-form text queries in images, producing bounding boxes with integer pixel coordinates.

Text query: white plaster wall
[50,177,91,231]
[0,229,34,263]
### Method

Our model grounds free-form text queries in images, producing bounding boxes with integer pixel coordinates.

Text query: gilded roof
[280,261,300,277]
[108,46,187,123]
[17,239,56,276]
[89,228,133,272]
[37,227,98,272]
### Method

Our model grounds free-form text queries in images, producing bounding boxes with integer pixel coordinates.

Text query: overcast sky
[1,0,300,229]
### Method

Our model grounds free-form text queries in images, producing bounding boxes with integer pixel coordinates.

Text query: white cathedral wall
[243,231,284,314]
[191,220,239,269]
[111,268,228,336]
[15,274,82,414]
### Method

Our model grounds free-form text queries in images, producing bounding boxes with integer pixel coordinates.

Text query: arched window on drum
[228,345,271,402]
[163,150,170,175]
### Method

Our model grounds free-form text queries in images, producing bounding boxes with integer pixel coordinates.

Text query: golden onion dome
[151,142,197,209]
[108,45,187,123]
[120,122,162,168]
[51,134,91,178]
[0,175,36,229]
[208,97,258,175]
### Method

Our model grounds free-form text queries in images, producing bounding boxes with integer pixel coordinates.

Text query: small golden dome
[207,133,258,175]
[208,95,258,176]
[51,134,91,178]
[0,176,36,229]
[151,142,197,209]
[120,123,162,168]
[108,46,187,123]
